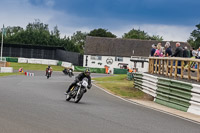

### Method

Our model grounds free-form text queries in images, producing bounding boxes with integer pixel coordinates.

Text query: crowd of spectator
[150,42,200,58]
[150,42,200,74]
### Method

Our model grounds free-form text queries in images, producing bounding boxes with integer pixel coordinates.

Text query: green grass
[93,74,145,99]
[10,62,64,71]
[0,72,24,77]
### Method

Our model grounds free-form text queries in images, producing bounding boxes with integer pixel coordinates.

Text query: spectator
[172,42,183,57]
[196,47,200,59]
[172,42,183,74]
[165,42,172,57]
[154,43,163,57]
[183,46,190,58]
[191,47,197,57]
[19,67,23,72]
[150,44,156,56]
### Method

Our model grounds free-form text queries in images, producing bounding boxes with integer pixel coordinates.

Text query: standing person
[196,47,200,59]
[191,47,197,57]
[172,42,183,57]
[165,42,172,57]
[183,46,189,58]
[19,67,23,72]
[172,42,183,74]
[154,43,163,57]
[150,44,156,56]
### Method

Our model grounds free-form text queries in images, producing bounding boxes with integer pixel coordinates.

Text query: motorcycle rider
[46,65,52,77]
[63,68,68,74]
[63,67,74,76]
[68,67,74,76]
[66,68,92,94]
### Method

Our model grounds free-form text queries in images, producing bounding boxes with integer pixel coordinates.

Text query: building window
[115,57,123,62]
[91,56,102,60]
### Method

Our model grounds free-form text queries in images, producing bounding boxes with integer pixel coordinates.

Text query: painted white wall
[83,55,149,73]
[61,62,73,68]
[0,67,13,73]
[18,58,28,63]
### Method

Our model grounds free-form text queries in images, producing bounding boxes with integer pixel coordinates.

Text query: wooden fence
[149,57,200,81]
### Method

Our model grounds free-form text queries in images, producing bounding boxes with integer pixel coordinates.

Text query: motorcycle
[65,78,88,103]
[68,69,73,77]
[63,68,74,77]
[47,70,51,79]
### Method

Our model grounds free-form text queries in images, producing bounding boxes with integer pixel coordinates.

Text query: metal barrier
[133,72,200,115]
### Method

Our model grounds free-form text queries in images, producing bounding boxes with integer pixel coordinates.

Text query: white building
[83,36,190,74]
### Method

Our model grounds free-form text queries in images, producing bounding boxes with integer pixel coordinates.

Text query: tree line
[1,19,199,53]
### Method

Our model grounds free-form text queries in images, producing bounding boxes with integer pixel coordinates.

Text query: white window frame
[115,57,123,62]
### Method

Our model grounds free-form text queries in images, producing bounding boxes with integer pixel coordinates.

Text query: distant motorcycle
[68,69,73,77]
[63,68,74,77]
[47,70,51,79]
[65,78,88,103]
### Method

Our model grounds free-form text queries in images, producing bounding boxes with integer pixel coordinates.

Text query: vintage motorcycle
[47,70,51,79]
[65,78,88,103]
[63,68,74,77]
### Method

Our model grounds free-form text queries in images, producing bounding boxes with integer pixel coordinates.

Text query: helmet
[84,68,90,76]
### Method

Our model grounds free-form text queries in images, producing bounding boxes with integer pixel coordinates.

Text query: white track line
[93,83,200,125]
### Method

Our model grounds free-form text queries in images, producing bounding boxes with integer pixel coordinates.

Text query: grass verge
[93,74,147,99]
[10,62,64,71]
[0,72,24,77]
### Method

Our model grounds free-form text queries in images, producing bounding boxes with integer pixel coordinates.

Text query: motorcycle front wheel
[66,93,71,101]
[74,90,83,103]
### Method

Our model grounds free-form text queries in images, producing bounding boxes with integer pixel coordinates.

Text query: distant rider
[66,68,92,94]
[63,67,74,75]
[46,66,52,77]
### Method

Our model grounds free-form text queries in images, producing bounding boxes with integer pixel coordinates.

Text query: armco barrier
[18,58,71,67]
[18,58,28,63]
[133,72,200,115]
[61,62,72,68]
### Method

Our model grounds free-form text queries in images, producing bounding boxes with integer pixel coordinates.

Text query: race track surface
[0,71,200,133]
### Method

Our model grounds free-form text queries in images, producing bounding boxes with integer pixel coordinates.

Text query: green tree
[24,19,50,45]
[0,20,81,53]
[122,28,163,41]
[88,28,116,38]
[70,31,87,54]
[149,35,163,41]
[61,37,79,52]
[187,23,200,48]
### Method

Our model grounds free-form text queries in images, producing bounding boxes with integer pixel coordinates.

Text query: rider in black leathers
[66,68,92,94]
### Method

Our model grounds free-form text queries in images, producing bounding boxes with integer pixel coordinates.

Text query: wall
[55,49,83,66]
[134,73,200,116]
[2,43,83,66]
[83,55,131,74]
[83,55,149,73]
[0,67,13,73]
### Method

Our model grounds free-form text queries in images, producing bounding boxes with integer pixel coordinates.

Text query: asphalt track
[0,71,200,133]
